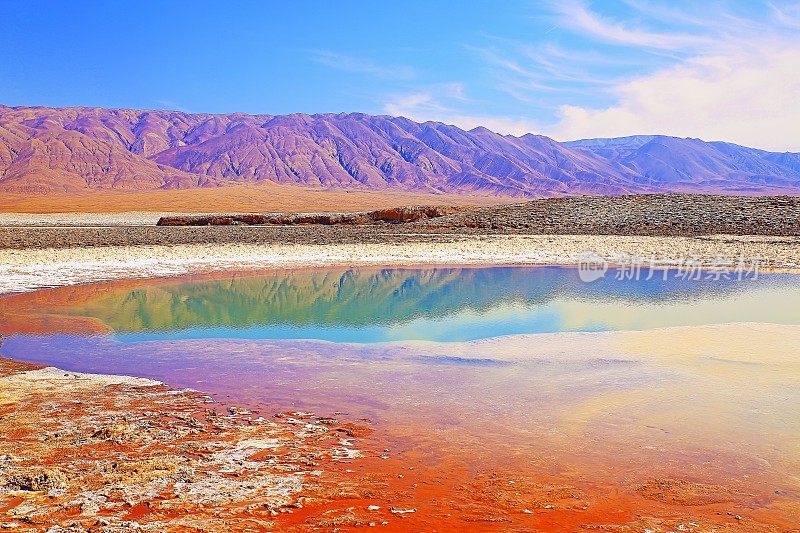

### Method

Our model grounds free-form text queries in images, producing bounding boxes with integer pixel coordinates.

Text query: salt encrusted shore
[0,234,798,294]
[0,356,372,532]
[3,325,799,531]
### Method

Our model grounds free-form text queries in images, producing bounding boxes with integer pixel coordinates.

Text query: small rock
[5,467,68,492]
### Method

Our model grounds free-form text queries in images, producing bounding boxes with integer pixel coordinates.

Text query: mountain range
[1,105,799,197]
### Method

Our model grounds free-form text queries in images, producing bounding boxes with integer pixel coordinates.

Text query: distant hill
[1,105,798,196]
[565,135,800,192]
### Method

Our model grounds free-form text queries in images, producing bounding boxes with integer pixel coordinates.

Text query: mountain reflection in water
[2,266,799,342]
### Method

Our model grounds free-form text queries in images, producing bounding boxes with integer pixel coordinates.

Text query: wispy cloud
[466,46,561,92]
[352,2,800,151]
[467,1,790,106]
[547,0,713,51]
[466,44,609,108]
[383,83,467,117]
[616,0,718,28]
[769,1,800,28]
[309,50,416,80]
[461,1,800,150]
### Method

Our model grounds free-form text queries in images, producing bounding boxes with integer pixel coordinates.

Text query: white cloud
[375,3,800,151]
[545,44,800,151]
[382,83,465,116]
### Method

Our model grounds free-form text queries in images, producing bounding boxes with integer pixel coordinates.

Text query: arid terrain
[156,194,800,235]
[2,193,800,531]
[0,354,383,531]
[0,183,505,215]
[2,194,799,251]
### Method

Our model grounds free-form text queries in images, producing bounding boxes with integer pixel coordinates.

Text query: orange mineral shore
[0,350,796,532]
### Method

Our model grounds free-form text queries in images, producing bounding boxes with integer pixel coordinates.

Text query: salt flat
[1,233,799,294]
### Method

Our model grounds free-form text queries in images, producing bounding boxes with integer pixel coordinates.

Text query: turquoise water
[3,264,799,400]
[3,265,800,459]
[83,266,800,342]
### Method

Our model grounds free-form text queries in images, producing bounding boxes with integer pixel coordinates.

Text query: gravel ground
[0,225,472,249]
[2,194,799,293]
[420,194,800,236]
[3,194,797,249]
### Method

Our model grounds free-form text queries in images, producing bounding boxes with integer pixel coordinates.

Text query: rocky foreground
[0,356,378,531]
[1,329,795,532]
[425,194,800,236]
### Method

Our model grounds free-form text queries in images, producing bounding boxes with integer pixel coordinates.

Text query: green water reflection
[45,266,800,343]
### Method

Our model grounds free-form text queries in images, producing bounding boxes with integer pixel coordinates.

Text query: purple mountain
[1,105,798,196]
[565,135,800,193]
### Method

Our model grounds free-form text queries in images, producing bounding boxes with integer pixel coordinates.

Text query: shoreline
[0,354,379,532]
[2,233,799,294]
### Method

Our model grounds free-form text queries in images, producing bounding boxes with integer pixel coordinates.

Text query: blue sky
[1,1,798,150]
